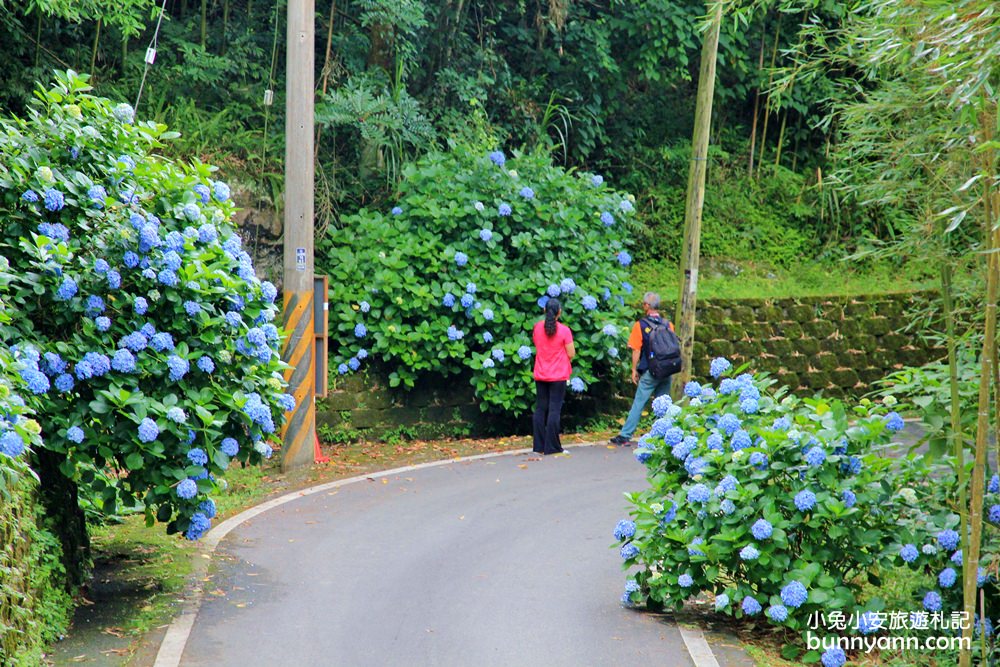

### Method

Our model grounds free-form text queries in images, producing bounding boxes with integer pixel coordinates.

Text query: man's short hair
[643,292,660,309]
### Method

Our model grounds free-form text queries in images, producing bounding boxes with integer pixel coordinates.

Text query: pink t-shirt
[532,321,573,382]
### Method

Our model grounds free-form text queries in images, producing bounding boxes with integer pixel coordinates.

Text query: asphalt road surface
[179,445,709,667]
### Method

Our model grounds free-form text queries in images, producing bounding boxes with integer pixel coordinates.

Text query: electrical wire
[133,0,169,114]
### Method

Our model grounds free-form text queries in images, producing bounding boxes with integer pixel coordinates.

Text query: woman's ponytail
[544,298,561,336]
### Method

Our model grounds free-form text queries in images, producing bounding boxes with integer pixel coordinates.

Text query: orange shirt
[628,317,674,351]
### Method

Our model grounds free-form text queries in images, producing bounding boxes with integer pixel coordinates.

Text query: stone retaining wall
[317,291,943,439]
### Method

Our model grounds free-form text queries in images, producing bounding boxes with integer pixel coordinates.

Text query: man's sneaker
[609,435,629,446]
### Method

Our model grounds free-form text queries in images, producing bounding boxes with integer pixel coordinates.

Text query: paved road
[179,445,707,667]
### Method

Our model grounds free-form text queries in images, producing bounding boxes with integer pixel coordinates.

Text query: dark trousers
[533,380,566,455]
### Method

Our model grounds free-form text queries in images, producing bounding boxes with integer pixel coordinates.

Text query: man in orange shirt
[609,292,674,446]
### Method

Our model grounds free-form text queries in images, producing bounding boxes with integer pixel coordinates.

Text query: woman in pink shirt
[532,298,575,455]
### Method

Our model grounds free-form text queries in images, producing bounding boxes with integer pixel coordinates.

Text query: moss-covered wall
[318,291,943,439]
[0,468,74,666]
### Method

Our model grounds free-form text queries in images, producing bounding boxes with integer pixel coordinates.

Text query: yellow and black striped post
[280,0,316,472]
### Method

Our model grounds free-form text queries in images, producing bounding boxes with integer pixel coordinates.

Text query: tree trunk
[32,449,90,589]
[674,0,724,394]
[201,0,208,49]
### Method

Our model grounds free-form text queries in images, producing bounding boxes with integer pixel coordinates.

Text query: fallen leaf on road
[381,479,388,484]
[70,655,87,662]
[459,516,465,520]
[606,445,615,449]
[517,464,528,469]
[209,589,226,597]
[102,627,125,638]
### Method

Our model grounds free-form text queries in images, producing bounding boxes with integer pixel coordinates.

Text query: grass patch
[631,258,939,301]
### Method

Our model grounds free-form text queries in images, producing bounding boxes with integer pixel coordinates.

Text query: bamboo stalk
[961,104,999,665]
[747,31,765,176]
[755,16,781,181]
[201,0,208,49]
[941,253,968,576]
[315,0,338,160]
[90,19,102,75]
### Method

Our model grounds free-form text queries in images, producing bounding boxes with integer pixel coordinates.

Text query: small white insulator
[145,48,157,65]
[264,89,274,106]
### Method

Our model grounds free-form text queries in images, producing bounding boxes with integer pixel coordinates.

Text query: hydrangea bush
[615,359,915,662]
[318,147,638,414]
[0,72,291,539]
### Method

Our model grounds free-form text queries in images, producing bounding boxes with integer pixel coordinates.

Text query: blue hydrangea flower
[687,537,705,556]
[621,579,640,606]
[602,324,618,336]
[138,418,159,443]
[742,596,762,616]
[94,259,110,274]
[150,332,175,352]
[730,430,752,451]
[187,447,208,466]
[600,211,614,226]
[482,308,494,321]
[821,647,846,667]
[740,545,760,561]
[198,224,218,244]
[900,544,918,563]
[614,519,636,541]
[948,548,961,564]
[840,456,863,476]
[923,591,942,612]
[717,413,741,435]
[634,447,653,464]
[856,610,882,635]
[671,438,695,461]
[55,277,78,301]
[536,294,549,308]
[591,174,604,186]
[221,438,239,457]
[111,349,137,373]
[663,427,685,447]
[519,187,534,199]
[709,357,731,378]
[768,604,788,622]
[354,323,367,338]
[840,489,856,508]
[939,567,957,588]
[684,456,707,477]
[794,490,817,512]
[620,543,639,560]
[651,395,672,417]
[580,295,598,311]
[88,184,107,206]
[176,478,198,500]
[167,355,189,381]
[166,407,187,424]
[620,199,634,213]
[498,203,512,216]
[720,499,736,515]
[196,356,215,373]
[447,325,463,341]
[738,398,759,414]
[193,183,210,203]
[43,188,65,211]
[442,293,456,308]
[804,447,826,467]
[478,229,493,242]
[38,222,70,242]
[989,505,1000,524]
[687,484,711,504]
[42,352,67,376]
[716,475,738,494]
[678,574,693,588]
[183,301,202,317]
[621,282,633,294]
[66,426,84,443]
[683,381,701,398]
[390,206,403,216]
[488,150,506,166]
[84,295,105,317]
[455,252,468,266]
[780,581,808,608]
[569,378,585,392]
[54,373,74,392]
[213,181,231,201]
[546,284,562,298]
[884,411,905,432]
[517,346,532,360]
[714,593,730,610]
[990,474,1000,494]
[938,529,960,551]
[22,189,39,203]
[751,519,773,540]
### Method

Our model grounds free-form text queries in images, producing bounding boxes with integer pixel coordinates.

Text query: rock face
[231,189,284,290]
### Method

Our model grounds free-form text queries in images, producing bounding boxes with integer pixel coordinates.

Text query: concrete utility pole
[674,0,724,392]
[280,0,316,472]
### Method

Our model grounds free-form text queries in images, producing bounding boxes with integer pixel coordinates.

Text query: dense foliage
[319,147,637,414]
[0,71,291,540]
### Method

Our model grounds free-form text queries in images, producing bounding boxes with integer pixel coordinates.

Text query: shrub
[0,71,290,539]
[615,360,911,660]
[318,147,638,414]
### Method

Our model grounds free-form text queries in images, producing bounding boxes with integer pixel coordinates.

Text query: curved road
[178,445,729,667]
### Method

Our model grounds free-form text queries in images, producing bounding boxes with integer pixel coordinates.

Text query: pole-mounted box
[313,275,329,397]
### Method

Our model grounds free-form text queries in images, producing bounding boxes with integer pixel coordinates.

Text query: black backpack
[643,316,682,379]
